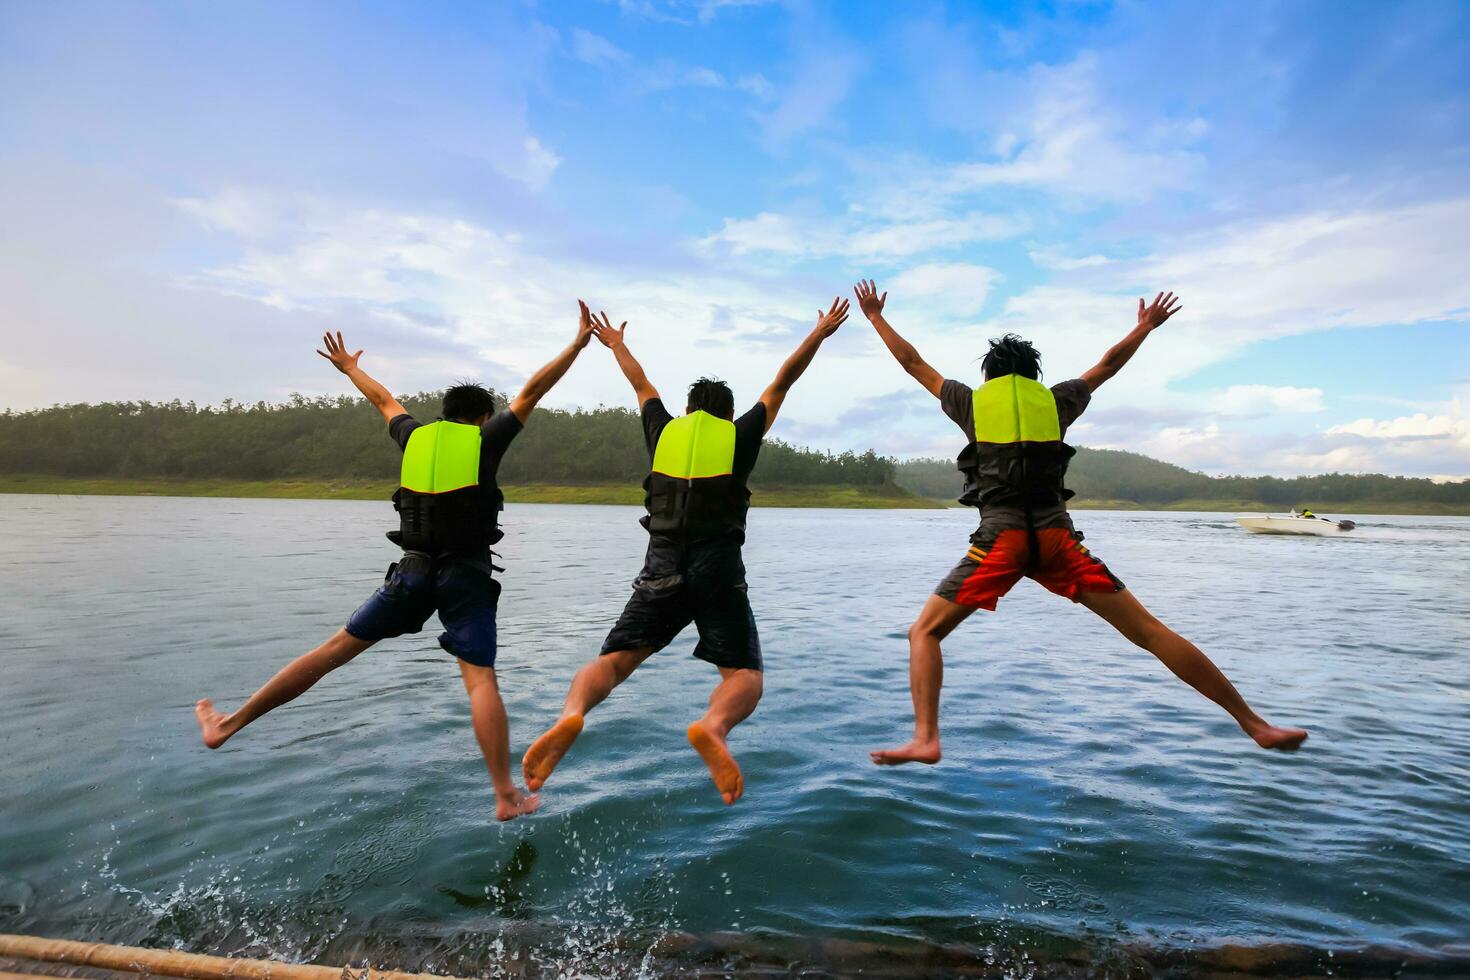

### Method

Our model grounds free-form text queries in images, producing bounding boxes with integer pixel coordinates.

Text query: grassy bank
[0,475,939,509]
[4,475,1463,514]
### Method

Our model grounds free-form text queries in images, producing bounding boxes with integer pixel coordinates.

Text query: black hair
[981,333,1042,381]
[442,382,496,423]
[686,377,735,419]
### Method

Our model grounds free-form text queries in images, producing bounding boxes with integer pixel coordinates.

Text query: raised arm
[507,301,596,424]
[1079,291,1182,393]
[317,331,406,425]
[854,279,943,398]
[758,296,849,432]
[590,309,660,406]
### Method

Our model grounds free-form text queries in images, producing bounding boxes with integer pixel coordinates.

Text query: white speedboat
[1235,513,1356,536]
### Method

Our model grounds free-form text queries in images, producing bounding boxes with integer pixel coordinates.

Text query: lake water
[1,496,1468,978]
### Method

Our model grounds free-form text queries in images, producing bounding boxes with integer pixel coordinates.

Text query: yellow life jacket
[642,410,747,542]
[392,420,502,553]
[955,375,1075,510]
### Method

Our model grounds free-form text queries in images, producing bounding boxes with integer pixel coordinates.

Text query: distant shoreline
[1063,497,1470,516]
[2,475,1467,515]
[0,475,939,509]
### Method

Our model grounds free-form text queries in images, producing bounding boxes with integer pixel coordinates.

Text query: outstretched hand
[590,307,628,349]
[574,300,595,350]
[813,296,850,338]
[316,331,362,374]
[854,279,886,319]
[1137,291,1182,330]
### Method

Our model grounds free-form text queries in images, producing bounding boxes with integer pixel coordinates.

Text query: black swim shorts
[600,535,762,671]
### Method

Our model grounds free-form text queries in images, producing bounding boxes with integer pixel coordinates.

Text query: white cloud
[702,210,1023,261]
[1329,412,1464,440]
[1074,398,1470,478]
[696,0,776,22]
[13,170,1469,480]
[1288,413,1470,475]
[756,47,863,146]
[567,27,744,98]
[1135,198,1470,340]
[570,28,631,66]
[953,196,1470,407]
[1029,247,1110,270]
[166,188,895,426]
[1210,385,1325,416]
[1327,405,1470,467]
[520,137,562,189]
[0,168,453,409]
[888,263,1000,318]
[945,57,1201,199]
[691,182,1469,475]
[682,66,726,87]
[179,187,293,238]
[164,188,1074,462]
[1275,445,1384,474]
[886,52,1204,211]
[734,73,774,100]
[1145,422,1225,461]
[612,0,775,25]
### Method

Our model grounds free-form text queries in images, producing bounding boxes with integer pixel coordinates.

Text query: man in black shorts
[195,304,597,821]
[523,298,851,805]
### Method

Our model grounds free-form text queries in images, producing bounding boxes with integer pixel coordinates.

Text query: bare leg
[687,667,763,804]
[871,594,976,766]
[195,628,373,748]
[522,647,654,791]
[459,662,541,821]
[1079,589,1308,750]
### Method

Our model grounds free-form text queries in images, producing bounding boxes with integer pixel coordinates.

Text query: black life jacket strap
[1020,452,1041,576]
[384,548,503,576]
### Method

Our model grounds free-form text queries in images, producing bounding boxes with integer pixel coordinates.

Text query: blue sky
[2,0,1468,477]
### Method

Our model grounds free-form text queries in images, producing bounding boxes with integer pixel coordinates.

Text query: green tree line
[893,448,1470,507]
[4,395,1464,507]
[0,393,896,487]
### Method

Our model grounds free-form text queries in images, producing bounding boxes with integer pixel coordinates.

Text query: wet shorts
[345,555,501,667]
[935,527,1124,610]
[601,538,762,672]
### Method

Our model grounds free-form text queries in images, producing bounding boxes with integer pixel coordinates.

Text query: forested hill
[0,393,894,488]
[893,449,1470,512]
[2,396,1466,512]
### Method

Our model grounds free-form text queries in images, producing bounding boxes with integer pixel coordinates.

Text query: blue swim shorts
[345,556,501,668]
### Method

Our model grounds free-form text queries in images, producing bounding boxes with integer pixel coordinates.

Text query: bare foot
[194,699,236,749]
[495,788,542,822]
[687,721,743,805]
[1246,721,1309,751]
[870,737,942,766]
[522,714,584,791]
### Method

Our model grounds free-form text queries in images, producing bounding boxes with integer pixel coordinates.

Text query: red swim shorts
[934,527,1124,610]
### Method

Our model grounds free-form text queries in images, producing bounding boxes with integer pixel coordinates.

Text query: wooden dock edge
[0,936,472,980]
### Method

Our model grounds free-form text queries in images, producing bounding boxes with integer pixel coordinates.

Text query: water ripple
[1,498,1468,976]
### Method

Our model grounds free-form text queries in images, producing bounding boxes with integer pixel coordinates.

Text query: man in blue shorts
[195,304,597,821]
[522,298,851,805]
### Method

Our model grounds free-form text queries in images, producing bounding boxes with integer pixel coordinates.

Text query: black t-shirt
[939,378,1091,535]
[638,398,766,571]
[388,410,523,549]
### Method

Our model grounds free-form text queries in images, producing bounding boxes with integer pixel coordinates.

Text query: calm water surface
[2,496,1468,977]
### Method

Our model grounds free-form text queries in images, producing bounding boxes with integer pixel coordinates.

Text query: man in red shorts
[854,279,1308,764]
